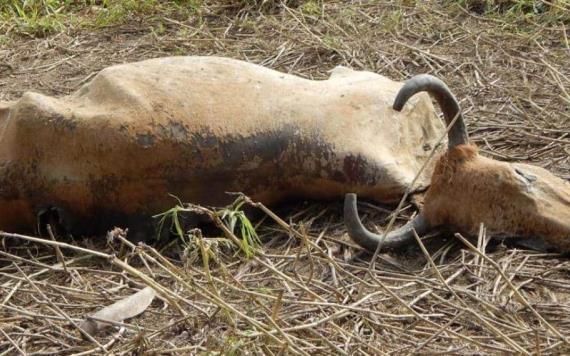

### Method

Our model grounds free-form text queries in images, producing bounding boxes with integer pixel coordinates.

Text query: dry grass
[1,0,569,354]
[2,202,570,354]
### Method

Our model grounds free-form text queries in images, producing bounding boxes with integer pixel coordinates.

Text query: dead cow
[0,56,446,239]
[345,75,570,253]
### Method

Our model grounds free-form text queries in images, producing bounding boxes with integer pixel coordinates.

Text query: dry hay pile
[1,1,570,354]
[1,200,570,354]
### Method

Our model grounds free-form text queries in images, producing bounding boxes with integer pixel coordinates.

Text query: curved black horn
[393,74,468,149]
[344,193,430,252]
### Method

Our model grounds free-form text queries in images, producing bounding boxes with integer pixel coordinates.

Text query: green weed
[154,195,261,259]
[0,0,202,37]
[0,0,68,36]
[153,195,187,242]
[0,34,10,45]
[300,0,321,17]
[215,197,261,259]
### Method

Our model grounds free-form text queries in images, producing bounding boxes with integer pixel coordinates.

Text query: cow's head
[345,74,570,252]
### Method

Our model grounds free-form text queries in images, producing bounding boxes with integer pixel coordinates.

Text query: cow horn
[393,74,468,149]
[344,193,431,252]
[344,75,465,252]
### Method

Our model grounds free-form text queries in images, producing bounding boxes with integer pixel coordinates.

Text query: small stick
[0,328,25,356]
[47,225,68,273]
[413,311,465,353]
[70,327,126,356]
[13,263,106,352]
[412,231,529,354]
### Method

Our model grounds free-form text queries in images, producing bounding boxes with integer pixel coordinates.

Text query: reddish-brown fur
[423,144,570,250]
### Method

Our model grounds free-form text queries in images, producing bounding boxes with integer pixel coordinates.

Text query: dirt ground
[1,1,569,355]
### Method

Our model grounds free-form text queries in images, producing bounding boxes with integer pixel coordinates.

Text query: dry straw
[1,1,569,354]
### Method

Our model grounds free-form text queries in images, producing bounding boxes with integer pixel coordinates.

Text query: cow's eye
[515,168,537,184]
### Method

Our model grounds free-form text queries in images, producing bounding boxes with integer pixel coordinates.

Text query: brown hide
[0,56,445,236]
[425,145,570,250]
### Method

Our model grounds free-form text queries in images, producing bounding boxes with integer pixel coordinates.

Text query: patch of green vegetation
[0,34,11,45]
[154,196,187,241]
[93,0,201,27]
[216,197,261,259]
[299,0,321,17]
[0,0,202,37]
[155,195,261,259]
[94,0,152,27]
[151,21,166,36]
[453,0,569,25]
[0,0,70,36]
[383,8,405,33]
[322,34,342,48]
